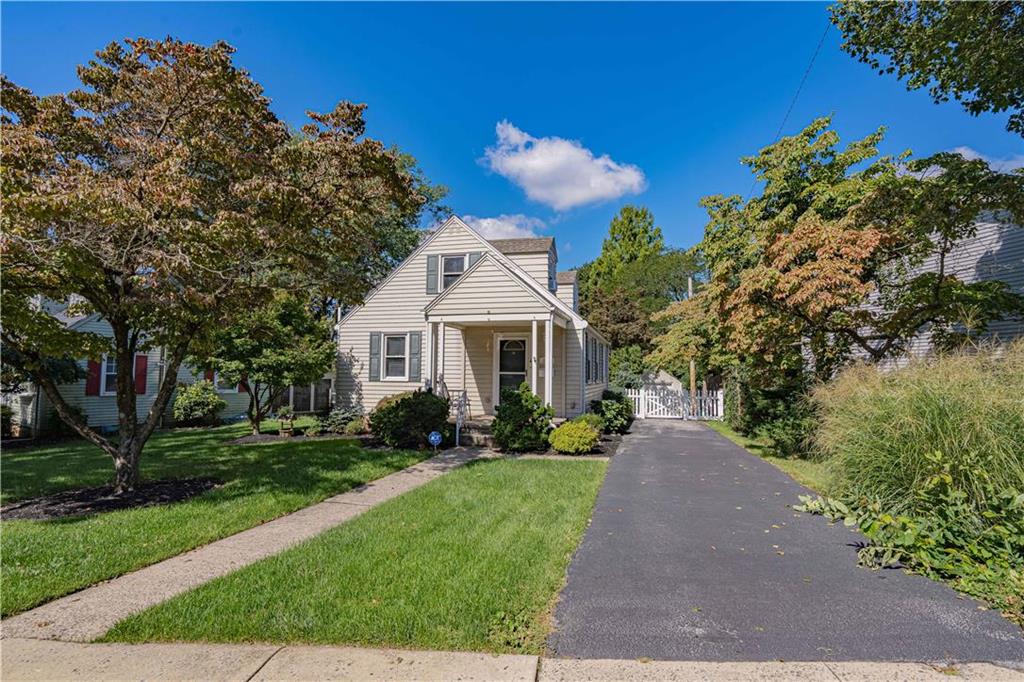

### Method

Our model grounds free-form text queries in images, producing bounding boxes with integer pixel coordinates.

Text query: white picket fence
[624,386,724,420]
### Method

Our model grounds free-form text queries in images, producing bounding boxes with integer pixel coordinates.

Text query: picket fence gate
[624,386,724,420]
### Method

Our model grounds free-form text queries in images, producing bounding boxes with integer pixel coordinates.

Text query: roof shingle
[487,237,554,255]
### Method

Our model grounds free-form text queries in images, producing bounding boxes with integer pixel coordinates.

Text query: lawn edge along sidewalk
[2,639,1020,682]
[0,448,484,643]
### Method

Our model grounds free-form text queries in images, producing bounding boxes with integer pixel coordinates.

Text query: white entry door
[494,336,528,406]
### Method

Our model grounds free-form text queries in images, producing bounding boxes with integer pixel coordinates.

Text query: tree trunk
[112,442,142,494]
[251,419,261,436]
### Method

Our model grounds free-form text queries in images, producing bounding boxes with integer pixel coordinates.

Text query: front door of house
[496,337,528,404]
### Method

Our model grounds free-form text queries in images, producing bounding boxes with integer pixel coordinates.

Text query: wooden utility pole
[688,276,697,416]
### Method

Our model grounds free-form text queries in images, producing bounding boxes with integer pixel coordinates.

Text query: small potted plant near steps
[277,405,295,437]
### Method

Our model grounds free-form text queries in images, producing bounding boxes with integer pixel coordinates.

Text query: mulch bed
[1,477,220,521]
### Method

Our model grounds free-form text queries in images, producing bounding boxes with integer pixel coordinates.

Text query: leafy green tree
[196,293,336,436]
[608,345,651,389]
[831,1,1024,135]
[581,205,665,299]
[1,38,427,492]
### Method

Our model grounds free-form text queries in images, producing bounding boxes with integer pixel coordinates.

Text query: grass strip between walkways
[103,458,606,654]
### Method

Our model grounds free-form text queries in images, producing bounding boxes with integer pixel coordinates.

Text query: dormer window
[442,255,465,289]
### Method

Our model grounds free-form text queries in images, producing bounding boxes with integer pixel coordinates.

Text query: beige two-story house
[335,215,610,419]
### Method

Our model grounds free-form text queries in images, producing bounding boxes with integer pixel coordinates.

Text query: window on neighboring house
[102,356,117,395]
[383,334,408,379]
[441,255,466,289]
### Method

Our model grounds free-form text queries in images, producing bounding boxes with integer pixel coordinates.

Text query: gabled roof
[338,215,604,341]
[556,270,577,285]
[423,253,553,315]
[488,237,554,255]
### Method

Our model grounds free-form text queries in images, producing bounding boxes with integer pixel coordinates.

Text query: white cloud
[483,121,646,211]
[463,214,546,239]
[950,146,1024,172]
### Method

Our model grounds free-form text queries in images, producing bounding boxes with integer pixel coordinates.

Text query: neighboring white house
[5,302,334,437]
[335,215,610,419]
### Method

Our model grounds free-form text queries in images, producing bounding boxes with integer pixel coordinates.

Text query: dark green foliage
[831,1,1024,136]
[492,382,552,452]
[172,381,226,427]
[590,389,633,435]
[572,412,604,432]
[370,390,450,449]
[609,345,650,390]
[1,405,12,437]
[548,421,600,455]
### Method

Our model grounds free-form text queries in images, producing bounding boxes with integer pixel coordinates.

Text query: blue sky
[3,2,1022,268]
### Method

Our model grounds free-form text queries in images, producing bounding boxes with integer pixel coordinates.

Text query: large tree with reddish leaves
[1,38,427,492]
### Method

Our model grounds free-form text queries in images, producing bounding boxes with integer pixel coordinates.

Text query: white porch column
[544,314,554,408]
[531,319,539,395]
[425,321,435,388]
[438,322,446,383]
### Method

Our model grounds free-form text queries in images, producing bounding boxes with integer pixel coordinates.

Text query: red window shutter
[238,373,248,392]
[134,355,148,394]
[204,369,214,382]
[85,359,101,396]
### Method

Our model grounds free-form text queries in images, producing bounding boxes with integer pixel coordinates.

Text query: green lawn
[1,420,427,617]
[103,458,606,654]
[702,420,832,493]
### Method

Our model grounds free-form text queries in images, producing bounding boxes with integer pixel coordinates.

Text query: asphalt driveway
[548,420,1024,663]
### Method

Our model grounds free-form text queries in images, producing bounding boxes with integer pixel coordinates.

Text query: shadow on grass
[0,420,415,507]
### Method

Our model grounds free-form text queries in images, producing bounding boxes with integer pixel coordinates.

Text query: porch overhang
[425,312,568,328]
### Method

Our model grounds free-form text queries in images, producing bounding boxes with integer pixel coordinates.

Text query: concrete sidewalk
[2,639,1020,681]
[1,448,482,643]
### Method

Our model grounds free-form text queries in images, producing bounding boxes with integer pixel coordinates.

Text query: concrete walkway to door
[548,420,1024,664]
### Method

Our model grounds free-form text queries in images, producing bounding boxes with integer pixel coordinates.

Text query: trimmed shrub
[573,412,604,432]
[590,389,633,434]
[370,390,450,449]
[492,382,552,452]
[549,420,600,455]
[343,417,366,436]
[173,381,226,426]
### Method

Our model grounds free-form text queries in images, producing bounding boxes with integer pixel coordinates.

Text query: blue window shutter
[409,331,422,382]
[369,332,381,381]
[468,251,482,268]
[426,255,439,295]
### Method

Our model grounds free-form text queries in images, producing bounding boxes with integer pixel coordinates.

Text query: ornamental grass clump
[812,342,1024,516]
[803,342,1024,625]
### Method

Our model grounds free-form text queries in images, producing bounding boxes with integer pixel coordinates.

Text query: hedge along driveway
[104,459,607,654]
[1,422,428,616]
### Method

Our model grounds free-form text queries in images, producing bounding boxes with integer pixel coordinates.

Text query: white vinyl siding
[504,251,551,289]
[337,221,481,413]
[428,257,553,317]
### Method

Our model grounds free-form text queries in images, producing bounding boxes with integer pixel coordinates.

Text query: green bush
[590,389,633,434]
[754,398,816,458]
[370,390,450,449]
[173,381,226,426]
[343,418,365,436]
[316,406,362,434]
[572,412,604,432]
[802,343,1024,625]
[548,420,600,455]
[492,382,552,452]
